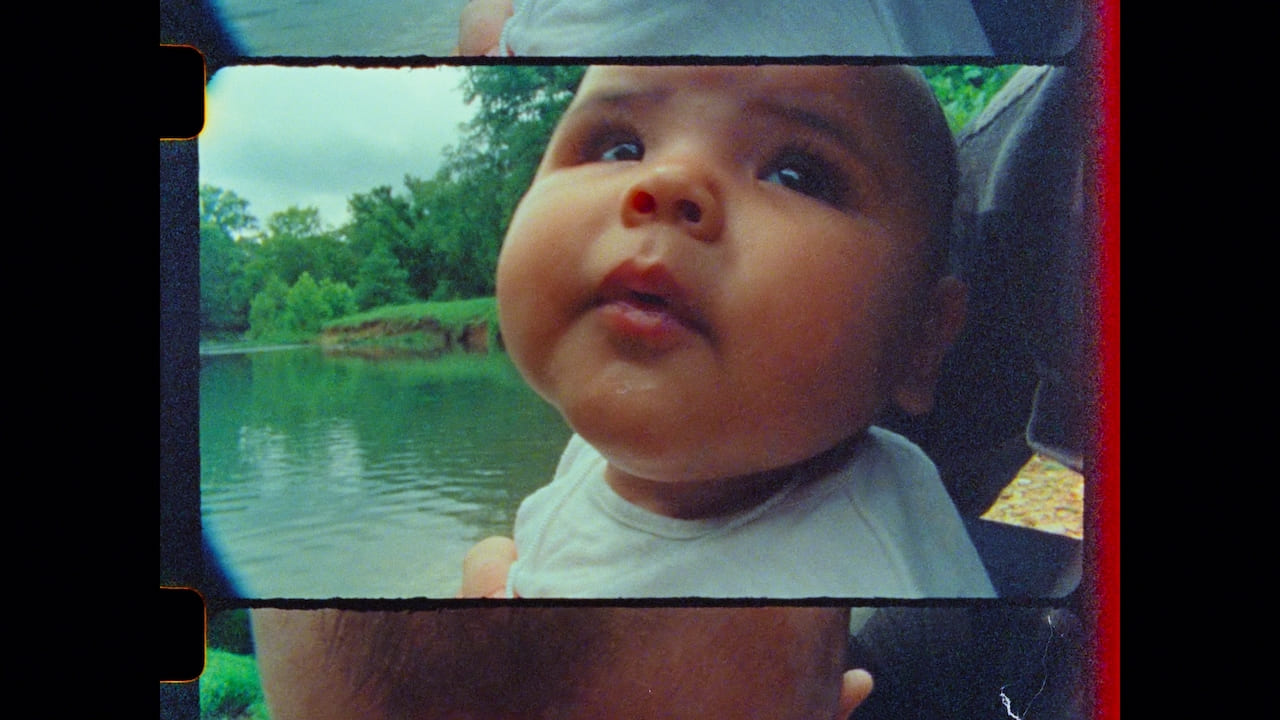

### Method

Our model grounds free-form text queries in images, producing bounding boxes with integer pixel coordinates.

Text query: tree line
[199,65,587,341]
[199,65,1016,342]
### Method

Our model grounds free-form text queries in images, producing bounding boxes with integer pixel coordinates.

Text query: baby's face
[497,65,941,483]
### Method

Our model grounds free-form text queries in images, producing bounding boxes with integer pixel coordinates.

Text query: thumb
[458,536,517,598]
[836,669,874,719]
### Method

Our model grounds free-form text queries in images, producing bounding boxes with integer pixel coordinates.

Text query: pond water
[200,347,571,598]
[210,0,461,56]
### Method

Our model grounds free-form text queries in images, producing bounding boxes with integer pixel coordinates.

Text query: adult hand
[457,535,517,598]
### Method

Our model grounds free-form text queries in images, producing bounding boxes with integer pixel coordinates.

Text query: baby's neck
[603,432,868,520]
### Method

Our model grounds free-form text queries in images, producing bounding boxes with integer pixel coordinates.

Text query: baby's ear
[891,276,967,416]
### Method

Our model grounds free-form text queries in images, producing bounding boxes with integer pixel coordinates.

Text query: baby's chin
[547,375,870,483]
[579,422,839,486]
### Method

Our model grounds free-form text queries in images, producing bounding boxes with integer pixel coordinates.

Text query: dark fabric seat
[852,64,1095,720]
[880,64,1092,598]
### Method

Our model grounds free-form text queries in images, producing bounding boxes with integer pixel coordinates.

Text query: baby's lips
[595,260,710,336]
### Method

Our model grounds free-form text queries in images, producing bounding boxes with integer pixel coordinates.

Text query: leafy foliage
[199,186,258,335]
[200,66,586,341]
[453,65,585,232]
[199,221,251,333]
[246,274,291,341]
[200,185,258,241]
[247,271,357,342]
[207,609,254,655]
[320,275,358,319]
[200,186,358,338]
[921,65,1022,132]
[284,271,331,334]
[414,65,585,300]
[252,207,355,287]
[354,242,415,310]
[200,648,268,720]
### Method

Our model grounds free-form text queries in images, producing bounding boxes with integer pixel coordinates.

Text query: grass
[200,648,270,720]
[202,297,502,355]
[323,296,499,335]
[319,296,502,358]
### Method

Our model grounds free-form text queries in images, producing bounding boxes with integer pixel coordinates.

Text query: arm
[455,0,514,55]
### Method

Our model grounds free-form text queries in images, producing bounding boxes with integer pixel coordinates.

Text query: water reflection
[211,0,462,56]
[200,348,570,598]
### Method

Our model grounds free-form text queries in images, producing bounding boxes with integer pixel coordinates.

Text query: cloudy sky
[199,65,476,230]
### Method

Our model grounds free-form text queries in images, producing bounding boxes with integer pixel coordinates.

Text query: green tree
[345,185,414,260]
[353,243,415,311]
[346,183,436,299]
[420,66,585,300]
[249,206,357,291]
[199,185,258,335]
[413,171,499,300]
[330,67,584,305]
[456,65,585,202]
[285,271,331,334]
[247,274,291,341]
[254,206,331,287]
[200,221,253,334]
[319,277,357,320]
[200,184,258,241]
[312,232,359,287]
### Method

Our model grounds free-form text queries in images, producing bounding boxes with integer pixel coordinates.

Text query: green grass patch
[200,648,270,720]
[324,297,498,335]
[318,297,502,357]
[204,297,503,355]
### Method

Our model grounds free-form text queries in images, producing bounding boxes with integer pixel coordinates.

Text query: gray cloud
[200,65,474,229]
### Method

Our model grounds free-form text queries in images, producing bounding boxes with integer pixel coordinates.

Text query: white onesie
[507,427,996,598]
[498,0,993,56]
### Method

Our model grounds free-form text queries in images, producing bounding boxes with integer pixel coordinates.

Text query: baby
[455,0,992,56]
[492,65,995,598]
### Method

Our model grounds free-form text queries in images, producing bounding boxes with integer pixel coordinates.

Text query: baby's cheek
[495,264,550,378]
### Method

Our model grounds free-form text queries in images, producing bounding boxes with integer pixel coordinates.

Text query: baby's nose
[621,166,723,241]
[631,191,702,223]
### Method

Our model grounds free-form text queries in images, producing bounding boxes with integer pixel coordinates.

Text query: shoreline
[199,342,313,356]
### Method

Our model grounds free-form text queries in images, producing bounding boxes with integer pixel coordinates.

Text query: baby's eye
[761,152,848,208]
[576,125,644,164]
[599,140,644,162]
